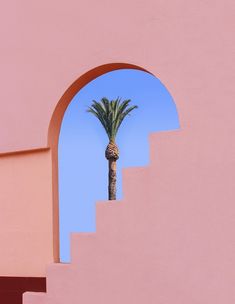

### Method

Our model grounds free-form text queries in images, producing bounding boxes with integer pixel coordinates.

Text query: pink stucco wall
[24,130,235,303]
[0,0,234,302]
[0,149,54,277]
[0,0,233,153]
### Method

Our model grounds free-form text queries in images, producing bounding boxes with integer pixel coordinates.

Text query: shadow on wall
[58,69,180,262]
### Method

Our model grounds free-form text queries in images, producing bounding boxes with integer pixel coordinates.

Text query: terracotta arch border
[48,63,152,261]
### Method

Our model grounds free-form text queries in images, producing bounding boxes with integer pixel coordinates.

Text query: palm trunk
[108,159,117,200]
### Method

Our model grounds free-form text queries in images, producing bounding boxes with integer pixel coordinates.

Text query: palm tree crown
[87,97,138,142]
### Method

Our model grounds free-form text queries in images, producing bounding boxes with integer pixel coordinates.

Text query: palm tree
[87,97,138,200]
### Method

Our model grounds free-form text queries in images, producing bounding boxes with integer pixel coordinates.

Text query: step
[96,200,124,232]
[71,202,124,263]
[70,232,96,264]
[122,166,150,201]
[149,129,184,167]
[23,292,47,304]
[45,263,72,297]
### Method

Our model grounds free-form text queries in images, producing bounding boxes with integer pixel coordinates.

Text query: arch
[48,63,158,262]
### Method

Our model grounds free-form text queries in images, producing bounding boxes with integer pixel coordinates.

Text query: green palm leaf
[87,97,138,141]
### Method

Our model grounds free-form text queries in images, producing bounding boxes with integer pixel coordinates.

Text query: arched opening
[48,63,179,262]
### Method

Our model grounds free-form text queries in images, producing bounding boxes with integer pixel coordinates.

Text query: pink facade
[0,0,234,303]
[0,149,54,277]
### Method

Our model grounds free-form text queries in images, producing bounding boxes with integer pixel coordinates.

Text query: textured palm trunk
[105,140,119,200]
[108,159,117,200]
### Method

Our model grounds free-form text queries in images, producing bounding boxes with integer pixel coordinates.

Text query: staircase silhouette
[23,130,193,304]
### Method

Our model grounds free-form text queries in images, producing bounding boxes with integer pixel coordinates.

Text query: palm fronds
[87,97,138,141]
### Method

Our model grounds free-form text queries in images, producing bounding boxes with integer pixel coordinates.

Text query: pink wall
[0,0,234,302]
[0,149,54,277]
[24,129,235,303]
[0,0,233,153]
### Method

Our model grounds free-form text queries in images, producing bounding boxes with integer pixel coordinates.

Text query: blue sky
[58,69,180,262]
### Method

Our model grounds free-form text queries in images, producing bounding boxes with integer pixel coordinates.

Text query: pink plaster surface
[24,129,235,303]
[0,0,234,303]
[0,150,54,277]
[0,0,234,153]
